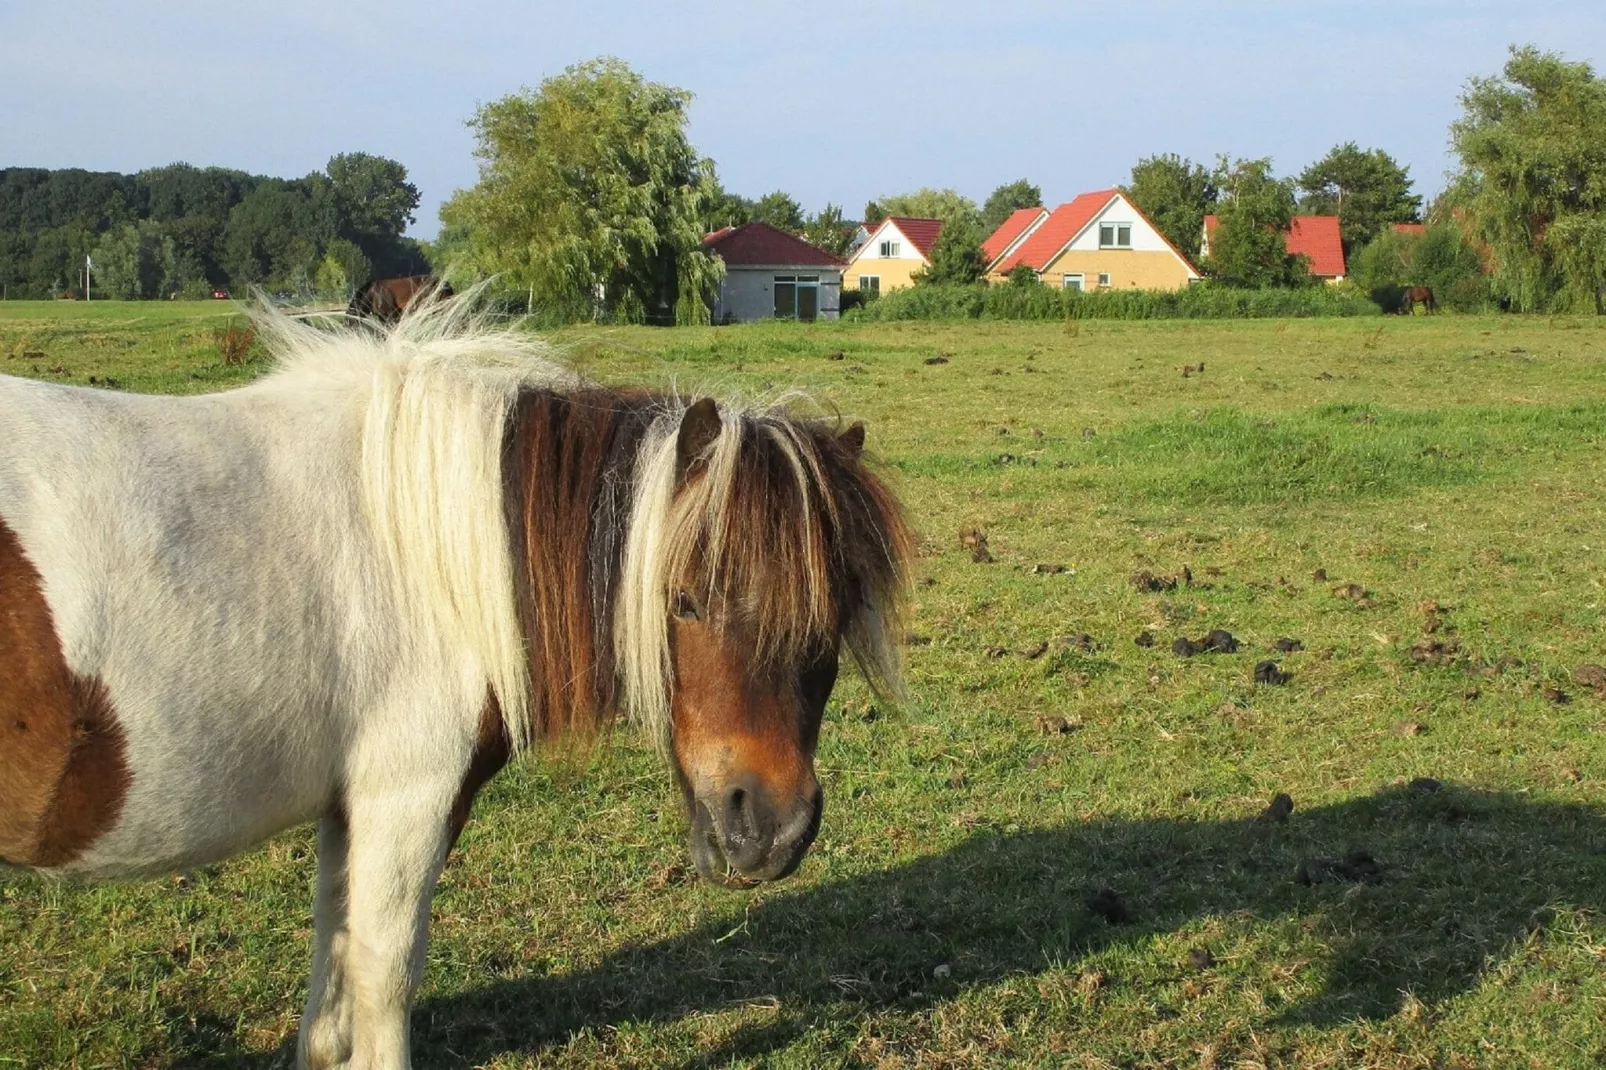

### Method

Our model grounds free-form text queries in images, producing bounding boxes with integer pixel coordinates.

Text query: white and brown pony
[0,302,912,1068]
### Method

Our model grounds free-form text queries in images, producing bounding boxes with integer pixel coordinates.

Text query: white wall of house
[1063,194,1175,253]
[714,266,842,323]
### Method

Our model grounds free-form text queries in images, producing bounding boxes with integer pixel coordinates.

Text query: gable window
[878,239,901,258]
[1062,274,1084,291]
[1098,223,1132,249]
[1097,272,1112,288]
[859,276,880,295]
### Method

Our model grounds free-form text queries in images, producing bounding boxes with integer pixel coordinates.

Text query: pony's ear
[839,421,866,458]
[676,398,722,480]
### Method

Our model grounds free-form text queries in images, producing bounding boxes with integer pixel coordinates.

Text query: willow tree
[1451,46,1606,312]
[440,57,722,324]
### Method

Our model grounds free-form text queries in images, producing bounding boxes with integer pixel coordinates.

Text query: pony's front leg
[298,811,355,1069]
[340,783,458,1069]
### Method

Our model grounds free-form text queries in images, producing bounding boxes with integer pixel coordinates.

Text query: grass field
[2,301,1605,1068]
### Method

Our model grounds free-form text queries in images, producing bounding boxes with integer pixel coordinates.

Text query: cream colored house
[841,216,943,295]
[985,189,1201,291]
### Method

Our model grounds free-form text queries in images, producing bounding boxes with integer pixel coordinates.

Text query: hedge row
[845,282,1385,322]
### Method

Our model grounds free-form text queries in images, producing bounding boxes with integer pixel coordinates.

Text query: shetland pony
[0,301,912,1068]
[347,275,455,325]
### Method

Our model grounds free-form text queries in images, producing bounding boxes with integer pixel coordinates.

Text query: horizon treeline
[0,155,428,300]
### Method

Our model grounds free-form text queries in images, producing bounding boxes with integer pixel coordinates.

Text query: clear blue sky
[4,1,1602,238]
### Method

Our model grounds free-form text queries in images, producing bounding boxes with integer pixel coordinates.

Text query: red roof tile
[1202,214,1347,277]
[982,207,1048,264]
[994,190,1119,273]
[1286,215,1346,277]
[703,221,843,268]
[1391,222,1426,236]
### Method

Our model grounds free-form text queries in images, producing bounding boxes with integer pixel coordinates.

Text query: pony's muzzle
[689,775,822,885]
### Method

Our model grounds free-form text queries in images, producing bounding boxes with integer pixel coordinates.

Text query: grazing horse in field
[1401,285,1437,314]
[0,301,913,1068]
[347,275,454,325]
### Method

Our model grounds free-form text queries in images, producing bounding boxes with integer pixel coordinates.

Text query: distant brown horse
[347,275,454,325]
[1400,285,1437,315]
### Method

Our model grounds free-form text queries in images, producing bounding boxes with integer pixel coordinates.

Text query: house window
[878,240,901,258]
[1098,223,1132,249]
[1062,274,1084,291]
[1097,272,1112,288]
[773,275,821,321]
[860,276,880,295]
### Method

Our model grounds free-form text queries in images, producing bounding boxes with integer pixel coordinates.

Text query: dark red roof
[869,216,943,260]
[1391,222,1426,236]
[1203,214,1347,277]
[982,207,1048,264]
[995,190,1118,273]
[703,221,843,267]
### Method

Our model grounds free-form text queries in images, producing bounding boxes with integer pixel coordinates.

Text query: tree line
[6,46,1600,315]
[0,154,427,300]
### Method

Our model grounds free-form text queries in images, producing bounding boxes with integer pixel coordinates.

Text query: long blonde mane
[257,300,571,750]
[252,297,912,752]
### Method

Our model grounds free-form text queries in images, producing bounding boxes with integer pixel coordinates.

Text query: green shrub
[847,281,1383,322]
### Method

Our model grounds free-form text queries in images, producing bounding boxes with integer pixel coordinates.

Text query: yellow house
[985,189,1201,291]
[842,216,943,295]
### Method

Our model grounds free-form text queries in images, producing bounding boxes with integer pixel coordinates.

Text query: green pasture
[2,302,1605,1067]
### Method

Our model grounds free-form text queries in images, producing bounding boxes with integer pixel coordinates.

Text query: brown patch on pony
[0,516,130,868]
[447,694,512,850]
[668,616,823,796]
[346,276,454,325]
[501,387,661,744]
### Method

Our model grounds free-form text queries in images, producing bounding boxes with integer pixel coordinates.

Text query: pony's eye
[673,591,701,621]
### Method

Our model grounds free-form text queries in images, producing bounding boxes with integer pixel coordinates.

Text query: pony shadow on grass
[406,784,1606,1065]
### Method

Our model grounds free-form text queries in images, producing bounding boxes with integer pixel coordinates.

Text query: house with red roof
[703,221,844,322]
[1201,214,1348,282]
[984,190,1202,291]
[842,216,943,296]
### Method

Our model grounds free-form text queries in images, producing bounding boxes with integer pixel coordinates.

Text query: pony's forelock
[617,400,914,746]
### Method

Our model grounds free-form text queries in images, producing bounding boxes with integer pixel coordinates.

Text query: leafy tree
[223,181,332,289]
[862,200,886,225]
[981,179,1042,232]
[915,218,986,285]
[325,153,420,276]
[875,188,981,231]
[704,184,757,231]
[752,190,805,234]
[1348,225,1419,301]
[440,56,722,325]
[320,237,372,297]
[1411,221,1490,311]
[1296,142,1421,253]
[1126,154,1216,258]
[802,203,855,257]
[26,225,95,297]
[326,153,418,242]
[421,221,479,290]
[91,220,177,299]
[1205,157,1307,288]
[1451,45,1606,311]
